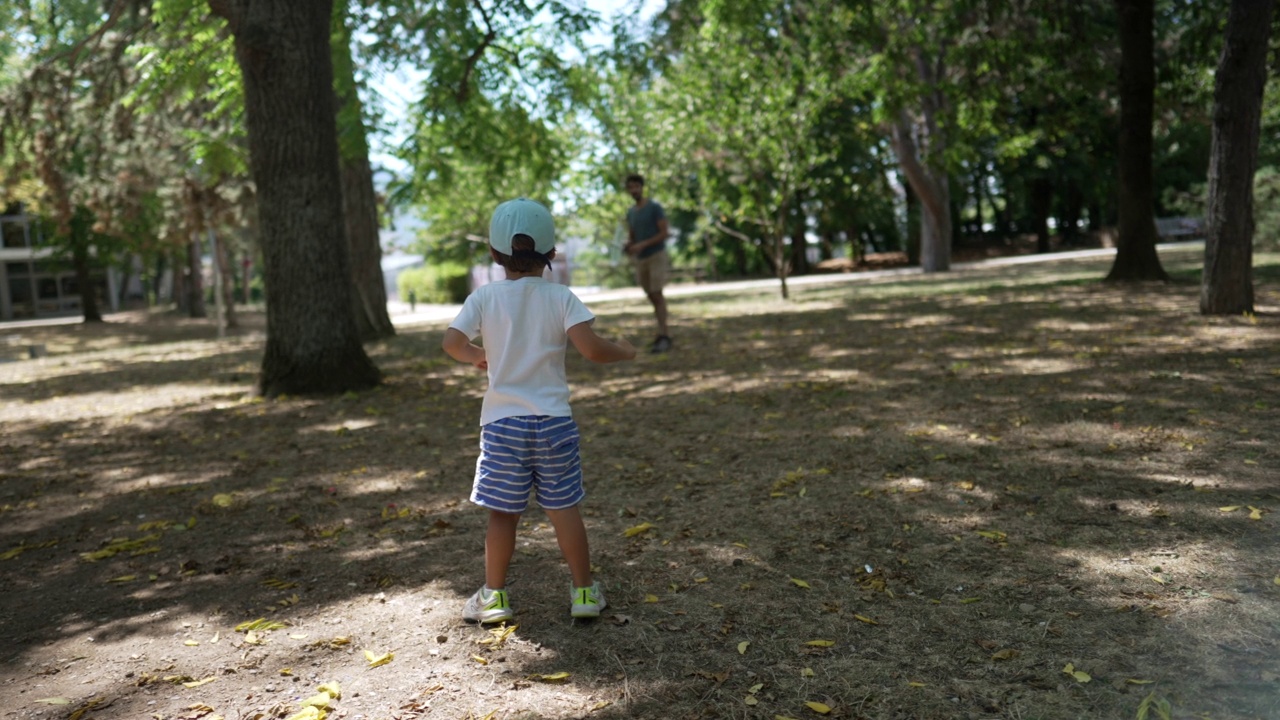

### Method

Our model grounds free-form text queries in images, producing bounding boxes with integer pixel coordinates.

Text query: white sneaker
[570,581,607,619]
[463,586,513,624]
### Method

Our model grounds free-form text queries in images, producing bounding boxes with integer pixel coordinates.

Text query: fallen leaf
[749,683,764,693]
[644,594,660,603]
[33,698,72,705]
[591,700,612,711]
[801,667,815,677]
[1248,506,1264,521]
[805,640,835,647]
[212,493,234,508]
[284,708,323,720]
[738,641,750,654]
[1126,678,1155,685]
[182,677,217,688]
[536,672,571,682]
[959,597,982,604]
[975,530,1007,542]
[744,696,759,706]
[908,681,927,687]
[790,578,811,589]
[623,522,656,537]
[991,649,1019,661]
[1062,663,1091,683]
[1218,506,1242,512]
[300,692,333,709]
[853,614,879,625]
[183,640,199,646]
[365,650,394,668]
[471,655,489,665]
[805,700,832,714]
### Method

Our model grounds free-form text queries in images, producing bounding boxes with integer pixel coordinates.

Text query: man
[623,174,672,353]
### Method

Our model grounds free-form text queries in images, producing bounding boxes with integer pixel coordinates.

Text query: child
[443,198,636,623]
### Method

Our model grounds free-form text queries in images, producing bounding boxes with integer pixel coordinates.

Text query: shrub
[398,261,470,304]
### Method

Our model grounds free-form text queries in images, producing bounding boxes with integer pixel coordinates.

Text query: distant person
[623,174,672,353]
[443,198,636,624]
[408,289,417,313]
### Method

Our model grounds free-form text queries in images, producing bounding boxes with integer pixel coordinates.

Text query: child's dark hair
[494,233,550,274]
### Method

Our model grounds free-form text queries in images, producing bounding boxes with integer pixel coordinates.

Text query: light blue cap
[489,198,555,255]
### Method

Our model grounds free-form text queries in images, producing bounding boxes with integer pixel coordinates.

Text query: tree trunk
[892,115,951,272]
[187,235,207,318]
[904,182,921,266]
[70,209,102,323]
[1201,0,1275,315]
[211,0,380,396]
[212,230,238,329]
[1031,176,1053,253]
[1106,0,1168,281]
[789,203,809,276]
[333,5,394,341]
[171,246,187,313]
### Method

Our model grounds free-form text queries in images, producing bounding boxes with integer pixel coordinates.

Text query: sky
[368,0,663,174]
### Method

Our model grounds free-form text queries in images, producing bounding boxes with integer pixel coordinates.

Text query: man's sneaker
[570,581,607,619]
[649,335,673,354]
[463,586,513,624]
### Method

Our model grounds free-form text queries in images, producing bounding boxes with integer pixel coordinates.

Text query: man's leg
[648,290,668,337]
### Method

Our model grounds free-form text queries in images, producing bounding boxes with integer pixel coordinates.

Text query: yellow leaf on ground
[537,672,571,682]
[365,650,394,668]
[591,700,612,711]
[644,594,660,603]
[801,668,815,677]
[1274,576,1280,586]
[300,693,332,708]
[775,716,801,720]
[744,696,759,706]
[284,708,322,720]
[749,683,764,693]
[471,655,489,665]
[908,681,927,687]
[853,614,879,625]
[182,677,217,688]
[991,649,1019,661]
[975,530,1007,541]
[212,493,234,508]
[1126,679,1155,685]
[183,640,199,646]
[790,578,811,589]
[33,698,71,705]
[805,701,832,714]
[1218,506,1242,512]
[738,641,750,654]
[1248,506,1264,520]
[108,575,137,583]
[1062,663,1091,683]
[623,522,655,537]
[805,640,835,647]
[959,597,982,604]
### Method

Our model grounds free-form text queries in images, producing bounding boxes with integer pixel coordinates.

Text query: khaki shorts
[633,251,668,294]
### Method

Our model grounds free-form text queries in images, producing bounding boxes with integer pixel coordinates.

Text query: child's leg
[544,505,592,587]
[485,510,521,589]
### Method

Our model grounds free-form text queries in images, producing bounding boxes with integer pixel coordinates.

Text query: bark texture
[1106,0,1168,281]
[1201,0,1275,315]
[211,0,380,396]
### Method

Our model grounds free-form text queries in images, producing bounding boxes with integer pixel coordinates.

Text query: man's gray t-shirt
[626,201,667,260]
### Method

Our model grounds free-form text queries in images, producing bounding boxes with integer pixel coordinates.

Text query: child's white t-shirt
[448,277,595,426]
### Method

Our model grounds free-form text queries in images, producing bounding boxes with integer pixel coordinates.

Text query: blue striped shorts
[471,415,585,514]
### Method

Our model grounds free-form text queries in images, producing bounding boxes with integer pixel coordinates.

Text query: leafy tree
[1200,0,1275,315]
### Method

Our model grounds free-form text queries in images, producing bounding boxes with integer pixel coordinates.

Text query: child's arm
[442,328,488,370]
[567,321,636,363]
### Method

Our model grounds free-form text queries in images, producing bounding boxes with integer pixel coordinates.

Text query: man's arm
[442,328,488,369]
[626,216,669,255]
[567,322,636,363]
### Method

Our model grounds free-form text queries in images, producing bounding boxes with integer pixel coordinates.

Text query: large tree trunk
[1106,0,1168,281]
[333,5,394,341]
[1201,0,1275,315]
[210,0,380,396]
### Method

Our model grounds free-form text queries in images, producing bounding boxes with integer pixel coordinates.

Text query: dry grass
[1,246,1278,720]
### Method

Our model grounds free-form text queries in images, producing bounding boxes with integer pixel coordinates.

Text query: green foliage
[397,262,470,304]
[1252,166,1280,251]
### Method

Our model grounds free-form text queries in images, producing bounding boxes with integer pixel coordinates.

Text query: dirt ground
[1,245,1278,720]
